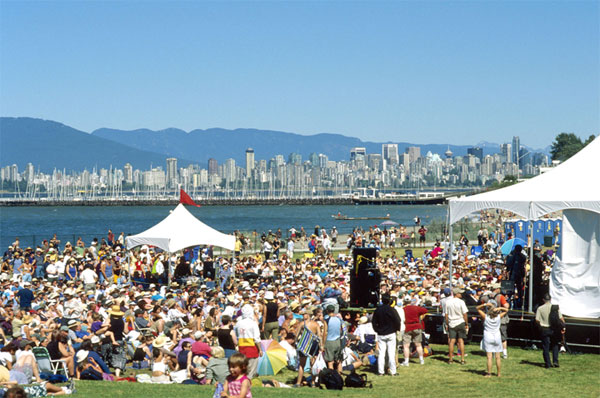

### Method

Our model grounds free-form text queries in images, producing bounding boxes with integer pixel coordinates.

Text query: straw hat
[153,335,167,348]
[108,305,124,316]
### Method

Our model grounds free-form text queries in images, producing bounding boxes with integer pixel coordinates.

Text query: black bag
[345,371,372,388]
[549,304,565,333]
[318,368,344,390]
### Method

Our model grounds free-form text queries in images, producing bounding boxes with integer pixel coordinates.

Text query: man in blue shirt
[16,282,34,310]
[322,305,344,372]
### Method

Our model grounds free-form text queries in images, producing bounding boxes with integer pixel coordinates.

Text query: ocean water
[0,204,448,250]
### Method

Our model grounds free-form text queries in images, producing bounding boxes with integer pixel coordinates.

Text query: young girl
[221,353,251,398]
[476,301,509,377]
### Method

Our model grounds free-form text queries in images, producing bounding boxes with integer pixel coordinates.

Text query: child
[221,353,251,398]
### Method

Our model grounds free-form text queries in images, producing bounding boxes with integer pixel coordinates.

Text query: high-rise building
[224,158,236,181]
[308,153,319,166]
[208,158,218,175]
[350,147,366,161]
[382,144,399,165]
[500,143,512,163]
[467,146,483,161]
[245,148,255,177]
[288,153,302,165]
[166,158,178,188]
[512,136,520,164]
[405,146,421,163]
[123,163,133,183]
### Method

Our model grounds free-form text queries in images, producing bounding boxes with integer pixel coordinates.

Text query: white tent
[125,203,236,253]
[448,136,600,318]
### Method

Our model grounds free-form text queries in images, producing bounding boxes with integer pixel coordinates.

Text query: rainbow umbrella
[257,339,288,376]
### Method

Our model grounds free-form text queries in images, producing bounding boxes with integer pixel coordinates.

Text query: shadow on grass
[461,368,489,376]
[520,360,547,368]
[468,350,487,357]
[429,355,450,363]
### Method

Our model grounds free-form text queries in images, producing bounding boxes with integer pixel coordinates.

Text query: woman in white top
[476,301,509,377]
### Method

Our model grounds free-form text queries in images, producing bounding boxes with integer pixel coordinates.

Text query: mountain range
[1,117,550,172]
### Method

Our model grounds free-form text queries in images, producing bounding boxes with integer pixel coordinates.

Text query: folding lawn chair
[32,346,69,377]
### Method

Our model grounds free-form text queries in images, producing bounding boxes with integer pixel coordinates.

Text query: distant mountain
[0,117,194,172]
[92,127,505,165]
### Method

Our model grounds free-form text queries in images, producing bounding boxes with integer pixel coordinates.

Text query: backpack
[345,371,372,388]
[549,304,565,332]
[318,368,343,390]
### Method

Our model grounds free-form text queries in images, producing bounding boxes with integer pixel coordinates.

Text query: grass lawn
[71,343,600,398]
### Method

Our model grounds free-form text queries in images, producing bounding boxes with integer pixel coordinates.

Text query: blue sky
[1,1,598,147]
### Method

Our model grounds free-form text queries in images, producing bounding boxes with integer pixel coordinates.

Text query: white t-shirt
[81,268,98,284]
[445,297,468,328]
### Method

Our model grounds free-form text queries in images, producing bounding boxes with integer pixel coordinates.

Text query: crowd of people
[0,215,562,396]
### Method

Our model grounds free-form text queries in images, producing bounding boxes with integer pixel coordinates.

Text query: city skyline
[1,135,551,196]
[1,2,598,147]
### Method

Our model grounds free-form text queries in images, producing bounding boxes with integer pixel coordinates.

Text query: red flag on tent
[180,189,201,207]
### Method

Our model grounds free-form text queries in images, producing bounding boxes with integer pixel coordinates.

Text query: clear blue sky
[1,1,598,147]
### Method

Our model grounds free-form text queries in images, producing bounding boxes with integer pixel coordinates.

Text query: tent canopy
[448,136,600,224]
[126,204,235,252]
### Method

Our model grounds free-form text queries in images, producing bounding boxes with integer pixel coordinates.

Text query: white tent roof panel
[126,204,235,252]
[449,136,600,224]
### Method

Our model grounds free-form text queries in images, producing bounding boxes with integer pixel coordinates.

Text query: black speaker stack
[350,248,380,308]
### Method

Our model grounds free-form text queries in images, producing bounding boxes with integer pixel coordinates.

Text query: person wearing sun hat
[104,304,126,377]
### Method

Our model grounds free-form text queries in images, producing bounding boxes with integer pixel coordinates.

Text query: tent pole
[168,252,171,287]
[528,220,534,312]
[448,208,454,290]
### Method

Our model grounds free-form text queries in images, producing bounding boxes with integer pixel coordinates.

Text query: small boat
[332,213,390,220]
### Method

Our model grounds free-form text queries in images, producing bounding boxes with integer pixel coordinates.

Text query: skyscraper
[467,146,483,161]
[166,158,178,188]
[245,148,255,177]
[208,158,218,175]
[382,144,399,165]
[350,147,366,161]
[405,146,421,163]
[500,143,512,163]
[512,136,520,164]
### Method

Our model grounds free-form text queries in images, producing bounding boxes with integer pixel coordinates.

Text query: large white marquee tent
[126,203,236,253]
[448,136,600,318]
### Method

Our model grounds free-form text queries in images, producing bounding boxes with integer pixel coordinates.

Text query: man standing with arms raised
[446,287,469,364]
[372,294,401,375]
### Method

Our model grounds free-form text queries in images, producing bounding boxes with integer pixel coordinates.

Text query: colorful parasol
[257,339,288,376]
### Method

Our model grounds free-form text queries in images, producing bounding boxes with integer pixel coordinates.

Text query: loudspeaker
[501,280,515,295]
[351,248,380,308]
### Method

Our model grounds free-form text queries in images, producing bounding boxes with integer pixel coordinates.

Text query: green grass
[71,343,600,398]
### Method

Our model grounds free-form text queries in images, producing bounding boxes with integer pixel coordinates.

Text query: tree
[550,133,584,161]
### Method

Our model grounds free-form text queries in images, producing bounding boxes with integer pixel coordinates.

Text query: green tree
[550,133,583,161]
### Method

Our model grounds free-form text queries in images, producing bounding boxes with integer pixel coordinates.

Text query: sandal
[460,360,466,365]
[484,373,491,378]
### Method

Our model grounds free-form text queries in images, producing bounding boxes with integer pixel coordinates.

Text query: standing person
[506,245,526,309]
[535,294,566,369]
[476,302,509,377]
[401,296,427,367]
[286,239,295,259]
[293,308,320,388]
[322,305,344,372]
[262,239,272,261]
[235,304,262,379]
[445,287,469,364]
[491,283,510,358]
[261,291,280,341]
[418,225,427,248]
[372,294,401,375]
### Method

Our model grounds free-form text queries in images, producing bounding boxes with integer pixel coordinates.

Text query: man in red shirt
[401,296,428,366]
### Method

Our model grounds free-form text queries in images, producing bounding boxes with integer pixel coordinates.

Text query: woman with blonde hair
[476,301,509,377]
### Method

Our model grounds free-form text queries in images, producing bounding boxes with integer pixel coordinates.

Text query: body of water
[0,204,449,250]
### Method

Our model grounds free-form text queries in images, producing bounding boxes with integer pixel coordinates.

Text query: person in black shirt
[372,294,401,375]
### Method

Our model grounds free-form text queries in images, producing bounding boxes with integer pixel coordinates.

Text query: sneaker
[420,359,425,365]
[503,354,508,359]
[400,362,409,367]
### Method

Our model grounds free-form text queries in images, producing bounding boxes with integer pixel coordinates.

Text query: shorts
[342,363,355,372]
[449,323,467,340]
[324,339,342,362]
[419,235,426,242]
[402,329,423,345]
[500,324,507,342]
